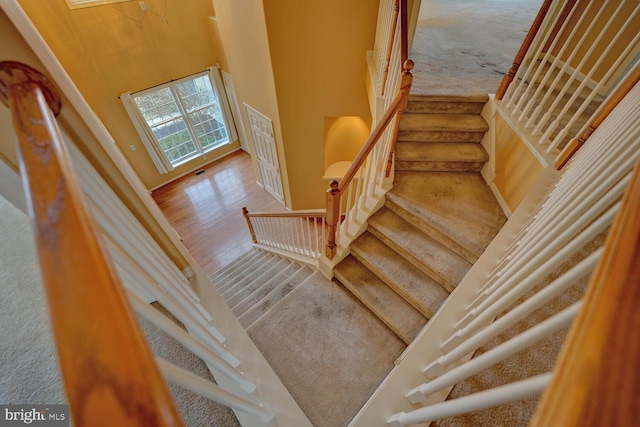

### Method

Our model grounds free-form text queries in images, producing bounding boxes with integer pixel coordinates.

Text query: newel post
[242,207,257,243]
[325,180,340,259]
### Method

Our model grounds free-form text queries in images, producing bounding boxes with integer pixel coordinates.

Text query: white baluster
[515,0,581,119]
[534,2,627,139]
[432,249,601,371]
[408,303,579,404]
[155,358,274,423]
[129,291,255,393]
[388,374,551,427]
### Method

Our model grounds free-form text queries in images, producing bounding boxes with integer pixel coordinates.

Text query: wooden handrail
[555,67,640,169]
[242,207,326,218]
[338,61,413,195]
[325,60,414,258]
[530,156,640,426]
[495,0,553,100]
[0,61,183,426]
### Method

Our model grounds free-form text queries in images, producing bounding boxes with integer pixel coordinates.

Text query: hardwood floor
[152,150,287,276]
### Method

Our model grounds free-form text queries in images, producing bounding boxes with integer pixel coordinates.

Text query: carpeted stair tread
[399,113,489,133]
[407,94,488,114]
[210,250,263,290]
[246,271,405,427]
[396,141,488,172]
[388,171,507,259]
[351,232,450,319]
[219,253,279,300]
[368,207,471,292]
[385,197,478,264]
[214,251,275,294]
[334,256,427,344]
[224,258,291,309]
[231,262,304,317]
[238,265,314,329]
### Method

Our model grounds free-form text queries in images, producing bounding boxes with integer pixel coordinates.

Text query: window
[121,68,237,173]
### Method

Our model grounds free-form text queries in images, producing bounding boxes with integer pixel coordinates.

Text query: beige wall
[494,114,545,212]
[17,0,240,190]
[209,0,289,206]
[324,116,371,171]
[263,0,378,209]
[16,0,379,210]
[0,7,189,269]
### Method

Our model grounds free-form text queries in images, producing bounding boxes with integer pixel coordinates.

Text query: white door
[244,104,285,205]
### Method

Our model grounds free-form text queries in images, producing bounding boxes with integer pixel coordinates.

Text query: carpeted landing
[212,250,406,427]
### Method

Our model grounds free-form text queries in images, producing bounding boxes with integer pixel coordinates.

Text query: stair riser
[367,226,457,293]
[397,130,486,143]
[350,249,434,318]
[406,101,485,114]
[395,160,485,172]
[334,268,417,345]
[384,197,479,264]
[217,254,274,294]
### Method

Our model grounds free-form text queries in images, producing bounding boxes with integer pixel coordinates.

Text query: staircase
[209,95,509,426]
[334,95,507,344]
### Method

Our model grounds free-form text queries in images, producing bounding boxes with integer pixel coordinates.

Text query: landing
[247,271,405,427]
[411,0,541,95]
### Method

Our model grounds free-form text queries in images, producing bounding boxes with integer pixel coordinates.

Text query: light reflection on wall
[324,116,371,172]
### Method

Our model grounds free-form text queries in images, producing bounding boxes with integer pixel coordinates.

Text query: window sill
[171,140,231,168]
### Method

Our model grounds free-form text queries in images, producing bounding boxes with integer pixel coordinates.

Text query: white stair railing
[242,208,327,266]
[497,0,640,156]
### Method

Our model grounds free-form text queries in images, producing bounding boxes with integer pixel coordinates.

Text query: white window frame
[65,0,132,9]
[121,68,237,173]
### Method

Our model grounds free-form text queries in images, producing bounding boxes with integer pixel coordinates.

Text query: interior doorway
[244,104,285,205]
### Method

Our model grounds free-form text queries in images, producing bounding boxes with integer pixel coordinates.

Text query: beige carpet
[247,271,405,427]
[411,0,543,95]
[0,195,239,426]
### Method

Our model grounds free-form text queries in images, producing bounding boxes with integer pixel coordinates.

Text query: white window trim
[121,67,237,174]
[65,0,132,10]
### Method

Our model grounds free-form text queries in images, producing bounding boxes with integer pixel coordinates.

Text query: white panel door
[244,104,285,205]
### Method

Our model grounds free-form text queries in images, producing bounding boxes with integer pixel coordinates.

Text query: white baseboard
[489,182,512,218]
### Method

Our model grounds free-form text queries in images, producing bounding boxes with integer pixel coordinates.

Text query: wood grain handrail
[337,61,413,195]
[325,60,414,258]
[0,61,183,426]
[242,207,327,218]
[495,0,553,100]
[555,67,640,169]
[530,156,640,426]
